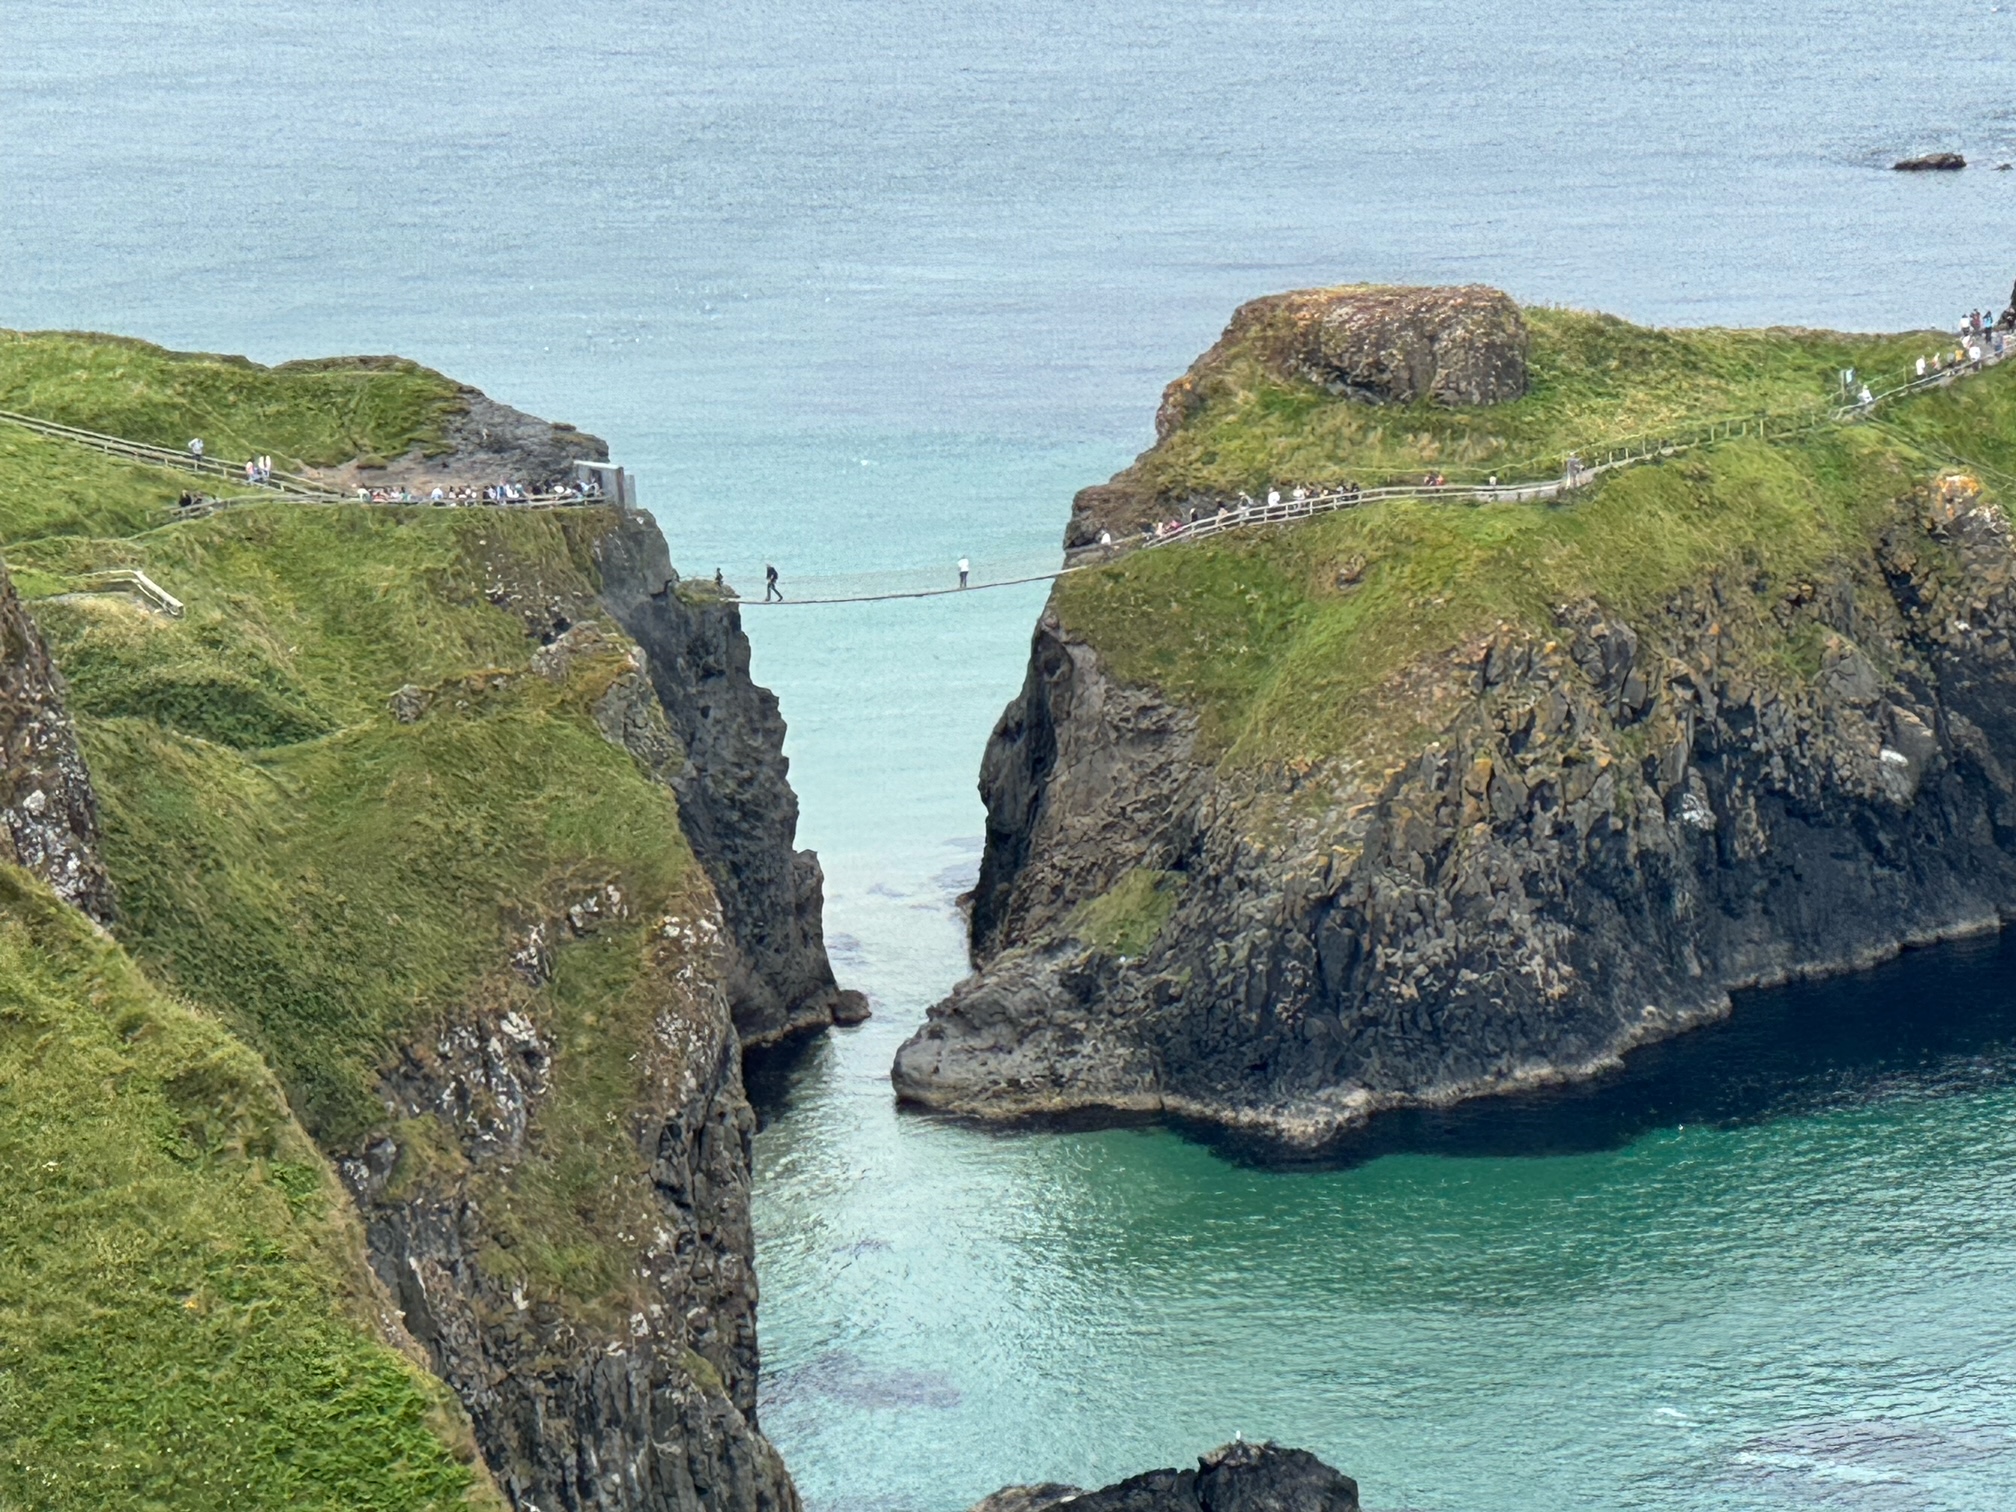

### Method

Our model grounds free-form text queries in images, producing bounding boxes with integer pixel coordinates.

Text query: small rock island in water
[896,280,2016,1155]
[971,1441,1359,1512]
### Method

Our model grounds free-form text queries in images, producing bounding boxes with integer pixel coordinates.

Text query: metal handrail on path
[0,406,338,497]
[1125,335,2011,556]
[66,570,185,617]
[0,406,612,513]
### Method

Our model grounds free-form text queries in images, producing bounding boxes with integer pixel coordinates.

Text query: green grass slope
[0,865,499,1512]
[1059,304,2016,768]
[0,333,730,1499]
[1135,304,1945,495]
[0,424,193,549]
[0,497,714,1308]
[0,329,461,469]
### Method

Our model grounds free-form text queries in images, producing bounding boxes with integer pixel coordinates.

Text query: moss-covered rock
[0,865,502,1512]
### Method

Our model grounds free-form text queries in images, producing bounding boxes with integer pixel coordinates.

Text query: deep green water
[8,1,2016,1507]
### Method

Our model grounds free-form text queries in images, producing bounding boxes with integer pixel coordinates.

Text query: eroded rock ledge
[1072,284,1527,548]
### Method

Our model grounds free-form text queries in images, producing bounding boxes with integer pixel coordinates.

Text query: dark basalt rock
[345,936,800,1512]
[0,560,113,923]
[1894,153,1967,171]
[596,509,868,1045]
[971,1441,1359,1512]
[899,472,2016,1152]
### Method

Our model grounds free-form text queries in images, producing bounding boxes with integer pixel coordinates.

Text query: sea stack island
[896,282,2016,1154]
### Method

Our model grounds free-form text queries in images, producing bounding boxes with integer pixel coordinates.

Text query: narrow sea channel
[8,1,2016,1506]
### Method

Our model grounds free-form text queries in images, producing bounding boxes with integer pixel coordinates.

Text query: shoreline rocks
[971,1441,1359,1512]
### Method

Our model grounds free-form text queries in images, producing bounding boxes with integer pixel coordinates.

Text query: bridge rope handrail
[738,333,2009,604]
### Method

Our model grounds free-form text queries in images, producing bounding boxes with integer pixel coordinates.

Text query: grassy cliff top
[0,340,721,1313]
[1127,299,1942,502]
[0,332,755,1501]
[0,328,463,469]
[0,865,497,1512]
[1057,294,2016,770]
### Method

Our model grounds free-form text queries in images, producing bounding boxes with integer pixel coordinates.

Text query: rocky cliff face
[0,560,112,925]
[596,510,867,1046]
[351,616,803,1512]
[339,506,858,1511]
[343,888,796,1512]
[897,471,2016,1151]
[971,1441,1358,1512]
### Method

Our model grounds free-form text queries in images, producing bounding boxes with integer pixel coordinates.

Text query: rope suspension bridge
[742,334,2012,604]
[0,328,2006,613]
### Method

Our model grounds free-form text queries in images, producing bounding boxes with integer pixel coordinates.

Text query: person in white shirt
[957,557,970,588]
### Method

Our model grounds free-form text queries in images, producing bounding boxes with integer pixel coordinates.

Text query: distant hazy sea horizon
[8,3,2016,1507]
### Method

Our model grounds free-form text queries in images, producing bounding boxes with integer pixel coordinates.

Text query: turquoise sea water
[8,2,2016,1506]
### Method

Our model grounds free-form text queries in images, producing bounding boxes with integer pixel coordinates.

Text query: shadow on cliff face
[743,1029,837,1128]
[1200,929,2016,1170]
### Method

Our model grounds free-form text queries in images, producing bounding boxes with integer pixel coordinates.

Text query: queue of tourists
[1132,480,1381,543]
[351,476,606,507]
[1901,289,2016,388]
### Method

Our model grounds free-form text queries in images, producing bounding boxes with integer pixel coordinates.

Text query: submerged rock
[971,1441,1359,1512]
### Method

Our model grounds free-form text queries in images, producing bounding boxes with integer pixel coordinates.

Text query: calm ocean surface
[8,2,2016,1506]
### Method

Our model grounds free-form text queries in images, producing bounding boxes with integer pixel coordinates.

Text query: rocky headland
[0,328,857,1511]
[895,283,2016,1152]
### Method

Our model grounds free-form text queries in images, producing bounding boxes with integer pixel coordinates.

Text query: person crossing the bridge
[765,563,782,601]
[958,556,970,589]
